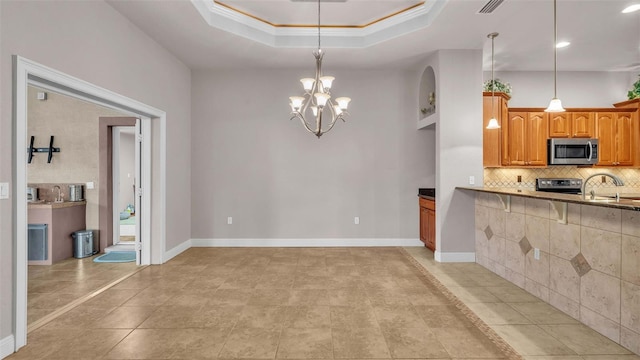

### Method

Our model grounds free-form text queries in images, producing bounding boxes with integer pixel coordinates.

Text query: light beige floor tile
[447,286,502,303]
[218,327,281,359]
[509,302,580,325]
[433,326,509,358]
[492,325,578,356]
[138,305,202,328]
[381,326,449,358]
[485,286,542,303]
[372,304,428,329]
[414,305,475,329]
[332,327,391,358]
[235,305,289,329]
[582,356,640,359]
[540,324,633,355]
[40,304,116,329]
[330,305,379,329]
[276,328,333,359]
[465,302,532,325]
[93,306,157,329]
[284,306,331,328]
[169,328,231,359]
[104,328,181,359]
[45,329,131,359]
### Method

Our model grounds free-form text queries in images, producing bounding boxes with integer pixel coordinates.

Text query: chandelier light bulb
[311,106,318,116]
[622,4,640,13]
[300,78,315,91]
[319,76,335,90]
[289,96,305,110]
[486,118,500,129]
[314,93,330,108]
[335,97,351,109]
[334,105,343,116]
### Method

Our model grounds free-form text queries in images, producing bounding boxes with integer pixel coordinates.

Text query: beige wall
[1,0,191,342]
[474,192,640,355]
[27,85,127,230]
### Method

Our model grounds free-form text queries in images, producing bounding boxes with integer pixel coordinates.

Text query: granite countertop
[457,186,640,211]
[28,200,87,209]
[418,188,435,201]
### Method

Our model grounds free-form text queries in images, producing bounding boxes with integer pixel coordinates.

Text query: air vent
[478,0,504,14]
[291,0,347,2]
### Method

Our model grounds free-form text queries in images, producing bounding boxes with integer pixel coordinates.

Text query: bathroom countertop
[28,200,86,209]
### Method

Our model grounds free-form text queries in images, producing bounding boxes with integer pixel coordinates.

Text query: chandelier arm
[292,112,318,134]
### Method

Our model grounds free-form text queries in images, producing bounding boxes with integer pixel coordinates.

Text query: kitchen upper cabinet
[419,197,435,252]
[572,112,596,138]
[596,112,634,166]
[549,112,595,138]
[506,111,548,166]
[482,92,510,167]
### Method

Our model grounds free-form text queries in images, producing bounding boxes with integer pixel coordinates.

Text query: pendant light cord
[553,0,557,98]
[317,0,321,52]
[491,34,495,117]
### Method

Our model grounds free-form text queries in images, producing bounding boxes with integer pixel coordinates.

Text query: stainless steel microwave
[548,138,598,165]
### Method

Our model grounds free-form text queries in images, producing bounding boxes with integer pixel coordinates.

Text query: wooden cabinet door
[572,112,595,138]
[483,96,502,167]
[526,112,548,166]
[507,112,526,166]
[596,113,616,166]
[549,112,570,138]
[426,208,436,252]
[615,112,634,166]
[419,207,428,245]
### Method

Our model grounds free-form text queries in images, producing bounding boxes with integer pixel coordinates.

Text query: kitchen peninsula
[460,185,640,354]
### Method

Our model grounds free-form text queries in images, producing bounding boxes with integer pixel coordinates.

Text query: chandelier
[288,0,351,138]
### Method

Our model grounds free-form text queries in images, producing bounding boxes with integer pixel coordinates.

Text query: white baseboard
[0,334,14,359]
[190,238,423,247]
[163,239,192,262]
[434,251,476,263]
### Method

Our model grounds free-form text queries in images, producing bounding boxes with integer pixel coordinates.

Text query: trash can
[72,230,94,258]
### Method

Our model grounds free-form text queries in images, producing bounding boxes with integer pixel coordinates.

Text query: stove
[535,178,583,194]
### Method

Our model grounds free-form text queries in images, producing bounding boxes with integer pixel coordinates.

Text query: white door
[112,126,137,246]
[134,119,142,265]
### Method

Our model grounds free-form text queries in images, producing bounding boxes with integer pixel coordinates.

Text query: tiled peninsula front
[471,190,640,355]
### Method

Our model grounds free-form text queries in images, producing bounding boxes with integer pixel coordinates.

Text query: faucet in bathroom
[581,173,625,200]
[52,185,62,202]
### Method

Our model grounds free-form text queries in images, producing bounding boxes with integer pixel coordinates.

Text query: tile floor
[27,254,138,327]
[8,247,640,360]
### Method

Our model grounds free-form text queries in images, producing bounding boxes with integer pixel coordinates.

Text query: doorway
[112,126,136,249]
[13,56,167,351]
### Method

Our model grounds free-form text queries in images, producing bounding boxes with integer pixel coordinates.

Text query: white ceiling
[105,0,640,71]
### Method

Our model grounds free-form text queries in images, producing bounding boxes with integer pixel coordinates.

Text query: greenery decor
[484,79,512,95]
[628,75,640,100]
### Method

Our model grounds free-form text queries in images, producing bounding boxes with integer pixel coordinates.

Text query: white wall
[0,0,191,343]
[190,68,435,241]
[434,50,484,259]
[488,71,640,108]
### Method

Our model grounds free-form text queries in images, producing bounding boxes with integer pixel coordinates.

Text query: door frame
[12,55,166,350]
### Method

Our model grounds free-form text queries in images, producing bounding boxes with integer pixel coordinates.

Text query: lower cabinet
[419,197,435,252]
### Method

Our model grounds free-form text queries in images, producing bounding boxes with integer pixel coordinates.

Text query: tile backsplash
[484,167,640,192]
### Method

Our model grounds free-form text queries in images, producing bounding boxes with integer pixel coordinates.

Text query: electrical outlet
[601,175,606,183]
[86,181,95,189]
[534,248,540,260]
[469,176,475,185]
[0,183,8,199]
[354,217,360,225]
[227,217,233,225]
[517,175,522,183]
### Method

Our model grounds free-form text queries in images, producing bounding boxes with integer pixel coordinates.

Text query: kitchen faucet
[52,185,62,202]
[581,173,625,200]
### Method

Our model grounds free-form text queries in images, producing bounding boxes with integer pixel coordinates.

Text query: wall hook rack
[28,136,60,163]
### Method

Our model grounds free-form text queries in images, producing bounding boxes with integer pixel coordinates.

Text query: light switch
[0,183,9,199]
[86,181,94,189]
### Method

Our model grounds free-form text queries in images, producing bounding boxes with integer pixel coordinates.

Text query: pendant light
[545,0,566,112]
[486,32,500,130]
